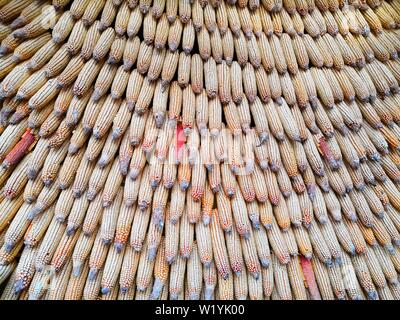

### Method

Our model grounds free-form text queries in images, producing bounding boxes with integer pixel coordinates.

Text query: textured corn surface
[0,0,400,300]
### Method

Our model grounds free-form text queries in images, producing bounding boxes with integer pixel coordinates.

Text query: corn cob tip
[319,216,329,225]
[73,189,82,199]
[66,225,77,237]
[347,244,357,257]
[257,160,268,171]
[86,189,96,201]
[0,89,9,100]
[138,200,149,211]
[385,244,395,255]
[0,110,8,121]
[367,291,379,300]
[98,157,109,169]
[9,17,25,29]
[170,293,178,300]
[83,230,92,237]
[335,256,343,266]
[167,15,176,23]
[24,195,35,204]
[72,263,82,277]
[202,215,210,225]
[123,61,134,72]
[152,208,164,228]
[1,160,11,169]
[259,132,269,143]
[55,214,65,222]
[92,128,102,139]
[120,286,129,294]
[136,283,147,292]
[119,159,130,176]
[97,22,108,32]
[169,43,178,52]
[43,179,53,187]
[52,4,65,11]
[4,242,14,253]
[102,238,111,245]
[281,190,292,198]
[112,241,123,254]
[303,252,313,260]
[155,114,166,129]
[13,279,25,294]
[303,220,311,229]
[91,90,102,102]
[27,205,42,220]
[35,263,45,273]
[0,46,10,56]
[180,180,189,190]
[211,184,220,193]
[250,271,260,280]
[260,258,269,268]
[337,294,346,301]
[57,181,69,190]
[204,285,213,300]
[129,168,140,180]
[250,218,260,230]
[348,212,358,221]
[147,247,157,261]
[318,181,331,193]
[269,162,280,172]
[150,278,163,299]
[164,180,174,189]
[262,221,272,230]
[88,268,98,281]
[243,230,251,240]
[101,287,111,295]
[24,61,33,71]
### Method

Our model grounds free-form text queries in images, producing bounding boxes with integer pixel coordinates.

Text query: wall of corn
[0,0,399,300]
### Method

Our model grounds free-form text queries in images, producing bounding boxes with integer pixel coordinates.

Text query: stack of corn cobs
[0,0,399,301]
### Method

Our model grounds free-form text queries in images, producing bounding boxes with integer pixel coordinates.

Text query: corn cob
[271,254,292,300]
[310,256,335,300]
[71,230,96,277]
[64,260,89,300]
[0,267,20,300]
[99,244,124,295]
[351,253,378,300]
[83,266,102,300]
[169,253,186,300]
[24,202,54,247]
[339,252,363,300]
